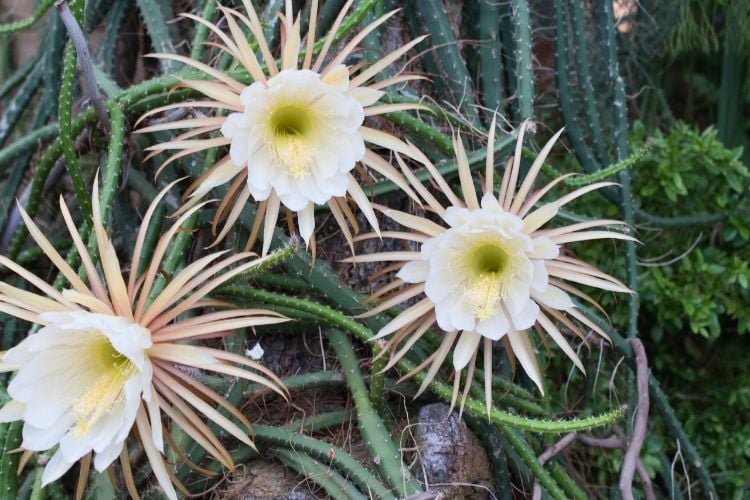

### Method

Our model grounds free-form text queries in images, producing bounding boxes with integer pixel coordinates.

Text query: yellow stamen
[462,241,517,320]
[72,348,135,436]
[268,103,315,178]
[465,275,503,320]
[283,138,310,178]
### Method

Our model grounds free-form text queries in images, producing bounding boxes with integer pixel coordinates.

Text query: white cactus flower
[349,119,636,413]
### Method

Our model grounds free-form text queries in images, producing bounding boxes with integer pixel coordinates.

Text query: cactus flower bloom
[137,0,426,255]
[0,180,288,499]
[348,120,635,412]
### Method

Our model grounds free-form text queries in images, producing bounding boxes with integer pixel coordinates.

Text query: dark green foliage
[631,121,750,339]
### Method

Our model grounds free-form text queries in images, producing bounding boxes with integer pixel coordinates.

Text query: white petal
[444,206,470,228]
[503,279,531,316]
[41,449,75,486]
[93,440,123,472]
[529,236,559,259]
[424,270,453,303]
[297,203,315,245]
[533,286,575,310]
[508,300,540,331]
[321,64,350,89]
[531,261,549,292]
[476,311,510,340]
[396,260,429,283]
[480,193,501,211]
[347,87,384,106]
[448,298,476,332]
[22,415,73,452]
[0,400,25,422]
[115,377,145,444]
[453,330,481,370]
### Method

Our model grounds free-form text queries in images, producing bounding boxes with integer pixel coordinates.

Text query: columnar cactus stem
[478,0,505,120]
[567,0,608,164]
[255,423,395,499]
[406,0,480,125]
[135,0,179,73]
[58,0,94,221]
[512,0,534,121]
[0,64,43,148]
[274,448,369,500]
[327,329,422,497]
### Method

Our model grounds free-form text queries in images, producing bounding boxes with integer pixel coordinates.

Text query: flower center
[464,243,514,320]
[270,104,312,137]
[269,104,315,178]
[469,244,510,277]
[72,337,136,436]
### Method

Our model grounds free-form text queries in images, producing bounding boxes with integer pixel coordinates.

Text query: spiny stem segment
[326,329,422,497]
[219,285,624,434]
[254,423,394,500]
[56,0,93,222]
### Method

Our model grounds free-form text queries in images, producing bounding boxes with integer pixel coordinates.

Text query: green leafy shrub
[631,121,750,339]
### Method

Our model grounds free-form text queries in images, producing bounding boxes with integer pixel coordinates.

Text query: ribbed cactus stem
[136,0,179,73]
[479,0,504,118]
[567,0,608,164]
[0,0,54,33]
[327,329,422,496]
[0,421,22,499]
[286,409,352,432]
[255,423,395,499]
[0,63,43,148]
[499,425,566,499]
[409,0,480,125]
[594,0,639,342]
[512,0,534,121]
[58,0,93,222]
[553,0,600,176]
[190,0,217,60]
[42,12,67,121]
[0,54,40,102]
[274,448,369,500]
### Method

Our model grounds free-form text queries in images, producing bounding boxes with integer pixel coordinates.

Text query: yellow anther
[271,137,312,178]
[285,139,309,178]
[72,360,134,436]
[465,275,503,320]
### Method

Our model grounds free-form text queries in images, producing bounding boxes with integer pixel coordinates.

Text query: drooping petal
[453,330,481,370]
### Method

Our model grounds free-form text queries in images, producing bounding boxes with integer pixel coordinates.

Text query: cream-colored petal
[453,330,481,371]
[506,328,543,394]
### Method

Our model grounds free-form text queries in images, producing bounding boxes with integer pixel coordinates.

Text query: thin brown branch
[620,338,650,500]
[539,432,578,464]
[636,459,657,500]
[532,433,578,500]
[55,0,110,131]
[577,434,625,449]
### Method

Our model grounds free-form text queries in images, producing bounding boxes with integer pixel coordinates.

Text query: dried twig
[531,433,578,500]
[55,0,110,131]
[538,433,578,464]
[636,460,656,500]
[620,339,650,500]
[577,434,625,449]
[530,426,656,500]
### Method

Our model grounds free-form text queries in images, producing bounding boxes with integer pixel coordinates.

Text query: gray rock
[414,403,494,499]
